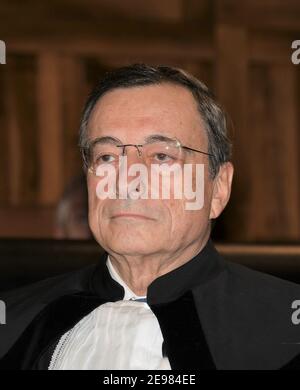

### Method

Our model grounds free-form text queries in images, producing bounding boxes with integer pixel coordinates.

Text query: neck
[107,234,210,296]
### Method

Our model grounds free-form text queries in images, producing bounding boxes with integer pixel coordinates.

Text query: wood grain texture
[36,52,64,204]
[0,0,299,241]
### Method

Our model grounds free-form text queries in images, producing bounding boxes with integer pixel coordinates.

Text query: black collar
[90,238,226,305]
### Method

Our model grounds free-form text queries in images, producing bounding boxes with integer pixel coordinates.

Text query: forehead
[87,83,207,146]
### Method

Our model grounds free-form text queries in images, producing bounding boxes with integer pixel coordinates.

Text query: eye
[95,154,116,164]
[153,153,175,163]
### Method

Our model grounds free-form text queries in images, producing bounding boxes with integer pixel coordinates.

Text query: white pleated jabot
[49,256,171,370]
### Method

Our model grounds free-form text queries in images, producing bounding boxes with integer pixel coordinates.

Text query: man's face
[86,83,218,256]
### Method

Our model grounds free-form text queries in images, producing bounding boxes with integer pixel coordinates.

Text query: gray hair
[79,64,232,178]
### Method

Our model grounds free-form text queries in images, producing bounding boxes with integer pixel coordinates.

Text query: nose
[116,145,146,198]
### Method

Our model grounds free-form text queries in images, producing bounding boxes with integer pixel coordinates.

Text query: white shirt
[49,256,171,370]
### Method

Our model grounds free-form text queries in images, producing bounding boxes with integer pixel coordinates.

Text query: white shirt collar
[106,255,147,301]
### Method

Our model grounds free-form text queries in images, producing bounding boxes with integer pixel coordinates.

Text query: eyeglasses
[81,135,213,174]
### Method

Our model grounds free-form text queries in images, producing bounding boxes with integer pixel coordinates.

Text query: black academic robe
[1,239,300,370]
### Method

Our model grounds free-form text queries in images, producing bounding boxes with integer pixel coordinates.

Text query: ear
[209,162,234,220]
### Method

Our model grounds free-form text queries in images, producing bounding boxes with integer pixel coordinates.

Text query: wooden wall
[0,0,299,242]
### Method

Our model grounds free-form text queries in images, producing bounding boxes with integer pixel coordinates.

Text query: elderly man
[1,64,300,370]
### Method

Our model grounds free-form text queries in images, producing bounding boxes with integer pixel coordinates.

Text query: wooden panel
[217,243,300,256]
[2,54,38,206]
[179,62,214,92]
[94,0,183,21]
[214,24,250,241]
[60,56,86,184]
[183,0,213,25]
[250,31,296,65]
[83,58,112,94]
[37,52,64,204]
[0,0,299,243]
[5,57,22,206]
[246,64,300,240]
[216,0,300,31]
[0,70,9,205]
[7,37,214,65]
[0,207,55,238]
[2,240,300,292]
[0,5,211,43]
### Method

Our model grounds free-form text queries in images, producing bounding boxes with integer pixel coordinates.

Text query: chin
[108,223,159,238]
[106,240,157,256]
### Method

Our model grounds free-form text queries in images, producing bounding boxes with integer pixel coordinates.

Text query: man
[1,64,300,370]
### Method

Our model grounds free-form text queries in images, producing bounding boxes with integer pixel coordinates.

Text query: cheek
[162,199,189,233]
[167,195,210,238]
[87,176,101,209]
[87,178,102,231]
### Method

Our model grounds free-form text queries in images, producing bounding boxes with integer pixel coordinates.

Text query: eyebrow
[85,133,200,156]
[144,134,176,143]
[87,134,177,147]
[88,136,123,147]
[146,135,195,154]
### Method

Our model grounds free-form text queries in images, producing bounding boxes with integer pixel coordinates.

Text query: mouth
[111,213,154,221]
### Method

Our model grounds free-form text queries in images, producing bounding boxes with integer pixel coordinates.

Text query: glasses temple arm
[182,145,213,157]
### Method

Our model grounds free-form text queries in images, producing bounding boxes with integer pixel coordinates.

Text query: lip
[111,213,154,220]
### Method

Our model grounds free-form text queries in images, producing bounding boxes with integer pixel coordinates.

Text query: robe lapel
[0,293,108,370]
[150,290,216,370]
[280,353,300,370]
